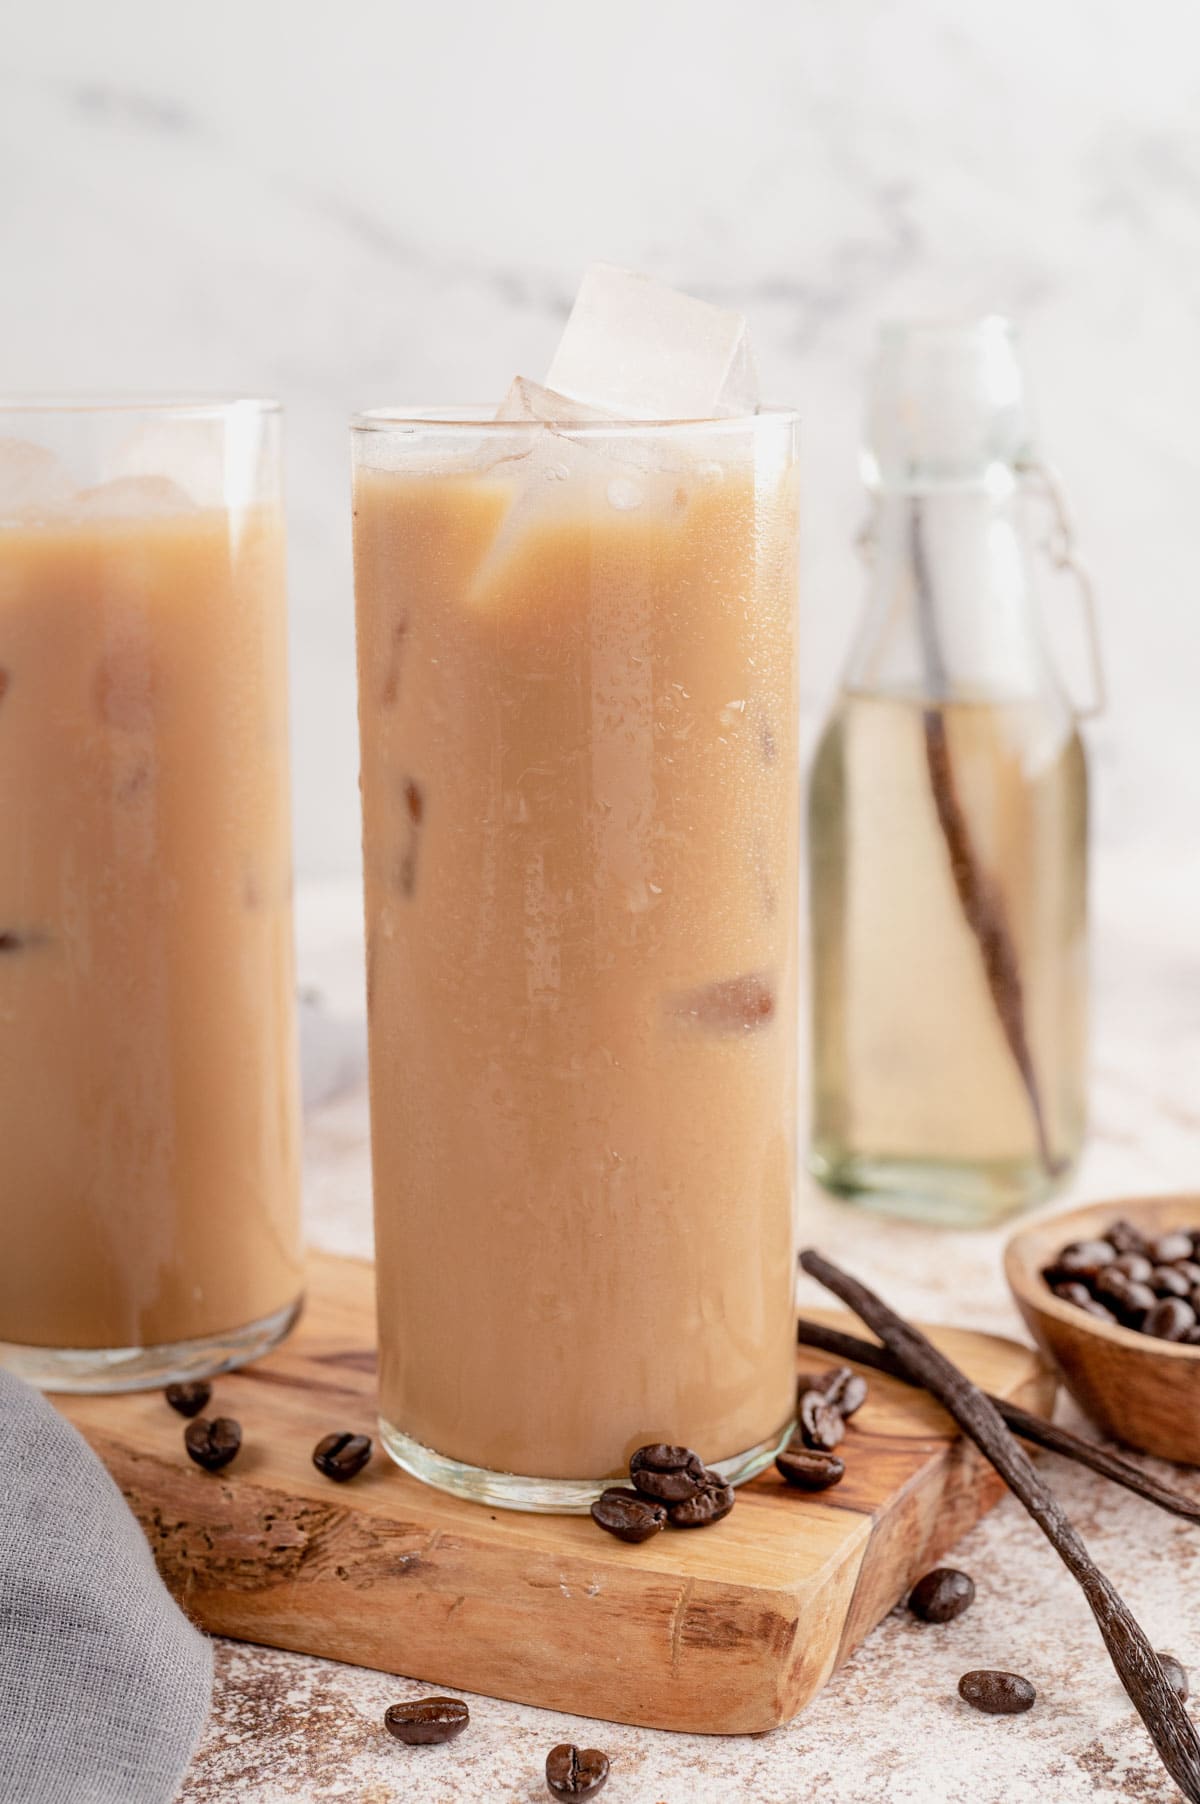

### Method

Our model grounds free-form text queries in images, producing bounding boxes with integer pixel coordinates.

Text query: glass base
[0,1294,303,1393]
[380,1414,797,1514]
[810,1145,1072,1228]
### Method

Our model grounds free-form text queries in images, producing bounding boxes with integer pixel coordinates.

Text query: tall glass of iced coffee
[0,400,303,1389]
[353,271,799,1508]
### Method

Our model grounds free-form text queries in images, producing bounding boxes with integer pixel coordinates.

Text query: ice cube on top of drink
[545,263,758,420]
[495,377,612,424]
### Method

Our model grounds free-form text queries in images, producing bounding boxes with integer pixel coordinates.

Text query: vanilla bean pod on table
[799,1249,1200,1804]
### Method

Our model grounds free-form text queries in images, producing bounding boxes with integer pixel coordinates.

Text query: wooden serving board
[58,1253,1053,1735]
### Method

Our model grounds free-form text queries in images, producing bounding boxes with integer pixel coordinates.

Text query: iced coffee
[0,402,302,1389]
[353,270,800,1507]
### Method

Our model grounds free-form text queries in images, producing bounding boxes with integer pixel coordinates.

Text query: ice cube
[110,420,227,506]
[74,475,195,519]
[669,972,776,1033]
[495,377,612,424]
[467,432,631,605]
[546,264,758,420]
[495,377,687,487]
[0,439,73,522]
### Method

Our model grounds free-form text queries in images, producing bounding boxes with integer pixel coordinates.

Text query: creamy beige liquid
[810,690,1087,1215]
[354,444,799,1480]
[0,504,302,1351]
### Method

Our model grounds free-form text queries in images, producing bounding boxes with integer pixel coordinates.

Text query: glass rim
[351,403,798,436]
[0,395,281,418]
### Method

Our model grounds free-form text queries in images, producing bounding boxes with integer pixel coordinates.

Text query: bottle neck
[847,480,1062,707]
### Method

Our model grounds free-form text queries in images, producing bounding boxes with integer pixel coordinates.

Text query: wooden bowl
[1005,1193,1200,1465]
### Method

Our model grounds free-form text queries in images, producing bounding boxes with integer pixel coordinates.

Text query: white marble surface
[6,6,1200,1795]
[4,0,1200,879]
[172,852,1200,1804]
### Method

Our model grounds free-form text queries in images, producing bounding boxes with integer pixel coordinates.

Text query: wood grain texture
[58,1252,1053,1734]
[1006,1192,1200,1466]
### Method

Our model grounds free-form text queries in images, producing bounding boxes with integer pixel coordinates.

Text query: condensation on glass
[352,407,800,1509]
[0,399,303,1389]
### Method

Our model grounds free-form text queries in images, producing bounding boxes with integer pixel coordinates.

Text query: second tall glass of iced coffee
[353,272,799,1508]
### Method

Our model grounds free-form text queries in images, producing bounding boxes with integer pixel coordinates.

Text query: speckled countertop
[176,846,1200,1803]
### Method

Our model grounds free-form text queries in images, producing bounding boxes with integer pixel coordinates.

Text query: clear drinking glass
[352,407,800,1510]
[0,399,303,1389]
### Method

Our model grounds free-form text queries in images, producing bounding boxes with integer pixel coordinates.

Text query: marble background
[3,0,1199,883]
[5,8,1200,1799]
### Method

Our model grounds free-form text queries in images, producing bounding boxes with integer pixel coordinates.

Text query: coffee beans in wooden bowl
[1005,1194,1200,1463]
[1041,1218,1200,1342]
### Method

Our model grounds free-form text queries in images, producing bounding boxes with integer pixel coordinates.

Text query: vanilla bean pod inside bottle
[809,318,1098,1224]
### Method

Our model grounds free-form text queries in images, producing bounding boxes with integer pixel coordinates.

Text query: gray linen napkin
[0,1370,213,1803]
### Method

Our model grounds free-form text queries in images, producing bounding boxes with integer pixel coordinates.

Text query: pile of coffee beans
[591,1443,735,1542]
[775,1364,869,1491]
[1042,1219,1200,1341]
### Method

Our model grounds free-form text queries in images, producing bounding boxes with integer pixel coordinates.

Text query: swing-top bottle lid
[862,316,1035,492]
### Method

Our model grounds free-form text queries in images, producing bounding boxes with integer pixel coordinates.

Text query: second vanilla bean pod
[795,1314,1200,1526]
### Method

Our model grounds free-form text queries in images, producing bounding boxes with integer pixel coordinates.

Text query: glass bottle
[809,319,1096,1226]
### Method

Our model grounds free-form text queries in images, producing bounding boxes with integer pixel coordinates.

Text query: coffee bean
[823,1367,869,1419]
[1185,1326,1200,1346]
[775,1447,845,1491]
[1106,1220,1149,1256]
[1174,1262,1200,1288]
[313,1431,373,1482]
[1053,1281,1119,1324]
[668,1470,735,1527]
[799,1389,845,1451]
[1095,1269,1156,1324]
[1152,1267,1192,1299]
[1111,1253,1154,1284]
[1143,1298,1196,1342]
[545,1742,610,1798]
[1078,1296,1120,1324]
[184,1416,241,1471]
[1053,1281,1096,1310]
[908,1567,976,1623]
[1149,1232,1195,1266]
[165,1380,212,1418]
[590,1487,668,1543]
[1094,1268,1129,1306]
[628,1444,706,1502]
[958,1669,1036,1715]
[1158,1653,1190,1703]
[1056,1239,1118,1280]
[384,1696,469,1745]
